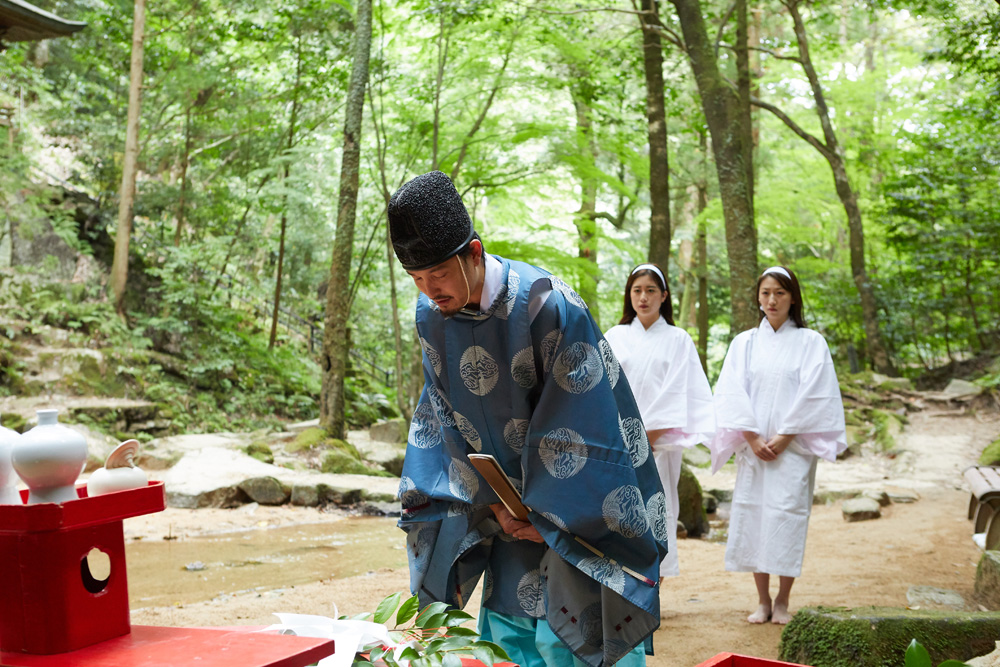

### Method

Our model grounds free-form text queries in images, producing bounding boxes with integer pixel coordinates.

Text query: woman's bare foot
[771,602,792,625]
[747,602,772,624]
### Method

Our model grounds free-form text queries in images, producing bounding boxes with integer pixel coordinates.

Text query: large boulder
[779,606,1000,666]
[976,551,1000,610]
[677,463,709,537]
[157,446,399,508]
[842,497,882,522]
[369,419,407,444]
[238,477,290,505]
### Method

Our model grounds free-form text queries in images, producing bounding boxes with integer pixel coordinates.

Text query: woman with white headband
[711,265,846,625]
[604,263,715,582]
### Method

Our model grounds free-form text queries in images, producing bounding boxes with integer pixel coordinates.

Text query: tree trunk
[639,0,672,270]
[270,35,302,350]
[110,0,147,316]
[737,0,754,209]
[786,0,894,374]
[669,0,758,334]
[569,80,600,317]
[696,129,709,373]
[320,0,372,438]
[174,107,191,247]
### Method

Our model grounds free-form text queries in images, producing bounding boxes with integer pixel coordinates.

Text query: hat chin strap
[455,254,472,308]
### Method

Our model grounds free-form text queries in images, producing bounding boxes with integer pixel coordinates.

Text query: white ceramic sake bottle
[11,409,88,504]
[0,412,22,504]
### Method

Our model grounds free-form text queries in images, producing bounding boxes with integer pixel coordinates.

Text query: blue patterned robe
[398,256,668,666]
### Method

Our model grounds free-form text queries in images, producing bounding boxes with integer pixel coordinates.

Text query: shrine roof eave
[0,0,86,43]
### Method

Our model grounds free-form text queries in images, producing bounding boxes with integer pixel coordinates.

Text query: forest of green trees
[1,0,998,436]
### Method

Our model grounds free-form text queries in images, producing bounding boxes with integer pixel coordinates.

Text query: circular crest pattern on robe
[448,459,479,501]
[503,418,529,454]
[398,475,428,509]
[539,427,588,479]
[603,485,650,538]
[541,510,568,531]
[618,414,649,467]
[539,329,563,374]
[577,557,626,595]
[510,346,536,389]
[427,385,455,427]
[493,269,520,320]
[599,338,620,388]
[578,602,606,648]
[553,341,604,394]
[409,403,443,449]
[550,276,589,310]
[459,345,500,396]
[408,525,434,573]
[645,491,670,542]
[516,569,545,618]
[453,411,482,452]
[420,337,442,377]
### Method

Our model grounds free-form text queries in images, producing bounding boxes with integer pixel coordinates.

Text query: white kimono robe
[711,318,846,577]
[604,317,716,577]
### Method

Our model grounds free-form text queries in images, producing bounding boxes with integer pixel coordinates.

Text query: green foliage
[904,639,968,667]
[350,593,510,667]
[979,439,1000,467]
[2,0,997,425]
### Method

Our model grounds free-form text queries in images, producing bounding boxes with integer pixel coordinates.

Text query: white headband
[631,263,666,288]
[760,266,791,280]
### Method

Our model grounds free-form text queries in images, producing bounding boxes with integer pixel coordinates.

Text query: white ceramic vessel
[87,439,148,497]
[11,409,88,504]
[0,413,21,505]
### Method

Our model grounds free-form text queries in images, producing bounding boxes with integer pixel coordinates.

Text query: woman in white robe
[605,263,716,579]
[711,266,846,625]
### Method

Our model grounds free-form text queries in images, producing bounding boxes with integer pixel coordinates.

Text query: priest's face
[407,241,484,316]
[758,276,794,327]
[630,274,666,328]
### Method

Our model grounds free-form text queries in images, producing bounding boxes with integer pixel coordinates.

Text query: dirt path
[127,409,1000,666]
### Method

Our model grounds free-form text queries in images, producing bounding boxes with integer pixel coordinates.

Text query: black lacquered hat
[388,171,475,271]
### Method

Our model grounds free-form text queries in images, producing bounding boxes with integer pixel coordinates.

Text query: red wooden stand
[0,482,335,666]
[0,483,166,654]
[694,653,810,667]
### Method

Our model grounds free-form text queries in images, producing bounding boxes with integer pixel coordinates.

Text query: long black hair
[619,264,675,326]
[756,266,807,328]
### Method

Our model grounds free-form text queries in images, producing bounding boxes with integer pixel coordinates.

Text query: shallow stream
[126,516,406,609]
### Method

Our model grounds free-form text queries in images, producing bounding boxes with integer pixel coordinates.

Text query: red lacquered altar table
[0,625,335,667]
[0,483,336,666]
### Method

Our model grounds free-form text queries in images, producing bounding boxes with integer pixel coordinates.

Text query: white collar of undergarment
[477,253,503,311]
[631,314,666,334]
[759,317,797,335]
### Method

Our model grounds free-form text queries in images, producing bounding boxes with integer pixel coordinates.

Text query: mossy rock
[288,427,327,453]
[980,438,1000,467]
[975,551,1000,610]
[319,437,362,460]
[677,463,709,538]
[871,409,904,453]
[245,442,274,465]
[320,450,392,476]
[778,606,1000,666]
